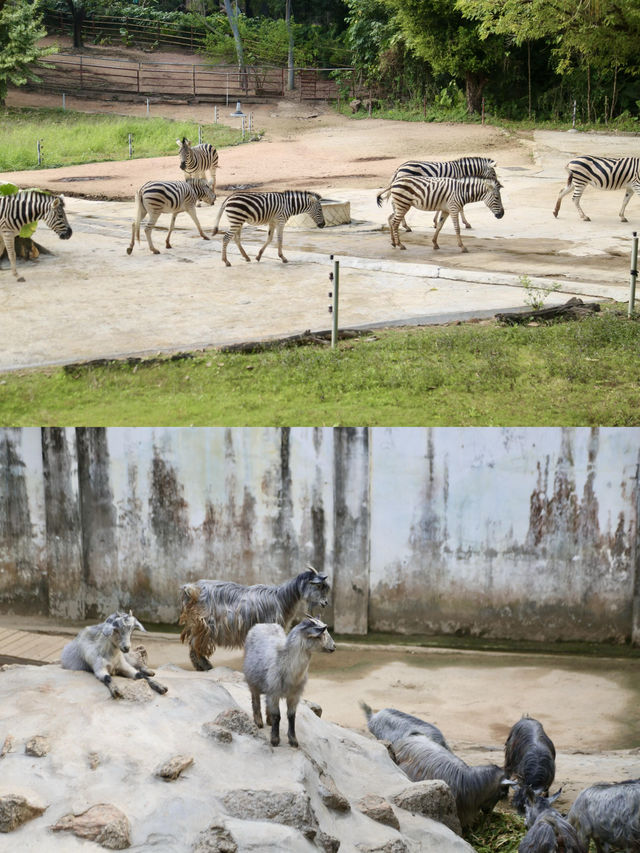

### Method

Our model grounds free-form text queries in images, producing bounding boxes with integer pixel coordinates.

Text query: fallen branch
[496,297,600,325]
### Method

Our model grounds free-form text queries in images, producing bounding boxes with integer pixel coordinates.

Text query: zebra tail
[133,191,145,243]
[211,195,229,236]
[376,186,392,208]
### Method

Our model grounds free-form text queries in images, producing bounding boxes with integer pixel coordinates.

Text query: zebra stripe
[177,138,219,190]
[553,155,640,222]
[126,177,216,255]
[212,189,325,266]
[376,175,504,253]
[0,190,72,281]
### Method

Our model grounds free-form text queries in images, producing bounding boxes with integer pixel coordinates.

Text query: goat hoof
[288,738,299,748]
[270,736,280,747]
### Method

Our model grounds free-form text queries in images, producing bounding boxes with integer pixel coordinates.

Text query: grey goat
[568,779,640,853]
[505,715,556,813]
[179,565,330,671]
[360,703,451,750]
[243,615,335,747]
[519,788,587,853]
[60,611,167,698]
[393,733,516,828]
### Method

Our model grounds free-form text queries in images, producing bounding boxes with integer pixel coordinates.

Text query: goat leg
[287,710,298,748]
[251,690,264,728]
[134,671,168,694]
[269,706,281,747]
[189,647,212,671]
[102,674,123,699]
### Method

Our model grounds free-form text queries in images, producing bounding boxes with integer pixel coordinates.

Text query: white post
[37,139,42,166]
[198,125,203,144]
[329,255,339,348]
[128,133,133,159]
[629,231,638,318]
[62,93,66,111]
[214,105,218,123]
[241,116,245,139]
[146,98,150,115]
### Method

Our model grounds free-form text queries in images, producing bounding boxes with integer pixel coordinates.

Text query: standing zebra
[212,190,325,266]
[177,138,219,191]
[126,177,216,255]
[553,155,640,222]
[377,175,504,253]
[390,156,498,231]
[0,190,72,281]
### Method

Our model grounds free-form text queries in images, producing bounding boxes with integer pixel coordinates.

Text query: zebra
[390,157,498,232]
[177,137,219,191]
[0,190,72,281]
[211,190,325,266]
[553,155,640,222]
[126,177,216,255]
[376,175,504,253]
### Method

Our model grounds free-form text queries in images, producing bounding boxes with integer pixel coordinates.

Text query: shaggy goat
[60,611,167,698]
[179,565,330,671]
[568,779,640,853]
[505,715,556,812]
[519,788,587,853]
[360,703,451,750]
[392,733,516,828]
[243,615,335,747]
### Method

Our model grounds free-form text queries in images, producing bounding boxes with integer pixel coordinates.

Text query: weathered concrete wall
[0,427,638,643]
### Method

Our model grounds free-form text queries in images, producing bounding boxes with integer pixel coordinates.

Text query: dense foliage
[0,0,54,104]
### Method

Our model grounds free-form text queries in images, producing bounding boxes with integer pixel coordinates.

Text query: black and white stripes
[553,155,640,221]
[177,137,219,191]
[0,190,72,281]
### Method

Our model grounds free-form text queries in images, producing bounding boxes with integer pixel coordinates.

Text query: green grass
[1,307,640,426]
[0,106,246,171]
[464,811,524,853]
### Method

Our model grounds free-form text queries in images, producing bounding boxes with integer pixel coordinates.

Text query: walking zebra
[553,155,640,222]
[390,157,498,231]
[126,177,216,255]
[212,190,325,266]
[0,190,72,281]
[376,176,504,253]
[177,138,219,191]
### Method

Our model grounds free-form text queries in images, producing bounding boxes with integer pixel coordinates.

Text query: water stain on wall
[149,449,192,551]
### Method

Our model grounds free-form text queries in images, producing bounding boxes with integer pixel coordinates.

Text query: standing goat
[179,565,330,671]
[519,788,587,853]
[60,611,167,698]
[568,779,640,852]
[360,703,451,751]
[505,715,556,813]
[392,733,515,828]
[243,616,335,747]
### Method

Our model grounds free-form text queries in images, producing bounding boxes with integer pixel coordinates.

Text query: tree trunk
[610,63,618,121]
[66,1,85,49]
[465,72,487,114]
[285,0,295,91]
[527,41,532,120]
[222,0,247,92]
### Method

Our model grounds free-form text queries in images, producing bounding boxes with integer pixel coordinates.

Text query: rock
[221,789,318,840]
[214,709,260,737]
[88,751,101,769]
[317,772,350,812]
[0,794,46,833]
[316,828,341,852]
[350,99,362,113]
[357,842,407,853]
[111,679,154,702]
[154,754,194,781]
[356,794,400,830]
[192,819,238,852]
[25,735,50,757]
[50,803,131,850]
[391,780,462,835]
[304,700,323,718]
[0,735,14,757]
[202,722,233,743]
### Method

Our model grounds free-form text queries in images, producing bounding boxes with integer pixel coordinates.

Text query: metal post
[37,139,42,166]
[146,98,150,115]
[198,125,203,144]
[214,105,218,124]
[62,93,66,111]
[572,99,577,129]
[241,116,245,140]
[249,112,253,132]
[329,255,340,348]
[128,133,133,159]
[481,97,485,125]
[629,231,638,318]
[226,74,229,107]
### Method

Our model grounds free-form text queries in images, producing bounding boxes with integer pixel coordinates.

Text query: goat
[392,733,516,828]
[519,788,587,853]
[60,611,167,698]
[243,615,335,747]
[568,779,640,853]
[505,715,556,813]
[360,703,451,750]
[179,565,330,671]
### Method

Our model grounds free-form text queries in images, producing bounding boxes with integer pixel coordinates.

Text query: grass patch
[464,811,524,853]
[1,306,639,426]
[0,106,246,171]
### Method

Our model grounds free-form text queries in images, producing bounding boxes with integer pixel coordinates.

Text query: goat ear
[548,788,563,804]
[133,618,146,633]
[102,623,115,638]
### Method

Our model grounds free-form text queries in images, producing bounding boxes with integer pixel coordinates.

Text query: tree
[0,0,53,105]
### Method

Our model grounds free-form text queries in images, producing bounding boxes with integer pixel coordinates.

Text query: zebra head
[45,195,73,240]
[187,177,216,206]
[306,192,325,229]
[483,179,504,219]
[177,137,192,171]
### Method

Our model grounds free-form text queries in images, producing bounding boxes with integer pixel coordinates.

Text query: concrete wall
[1,427,638,643]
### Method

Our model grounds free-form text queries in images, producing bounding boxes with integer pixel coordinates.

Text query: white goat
[243,615,335,747]
[60,611,168,698]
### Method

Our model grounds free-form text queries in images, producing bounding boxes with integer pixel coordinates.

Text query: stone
[0,735,14,757]
[192,819,238,852]
[0,794,46,833]
[88,751,101,769]
[356,794,400,830]
[214,709,261,737]
[201,722,233,743]
[357,842,407,853]
[316,828,341,852]
[154,754,194,781]
[50,803,131,850]
[112,679,154,702]
[25,735,50,757]
[221,789,318,840]
[304,700,323,718]
[391,780,462,835]
[317,772,350,812]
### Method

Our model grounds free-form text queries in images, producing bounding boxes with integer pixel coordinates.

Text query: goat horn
[306,564,319,575]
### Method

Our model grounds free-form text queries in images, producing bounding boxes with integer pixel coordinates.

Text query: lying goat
[243,615,335,747]
[179,565,330,671]
[519,788,587,853]
[505,715,556,813]
[568,779,640,853]
[60,611,167,698]
[393,733,515,828]
[360,703,450,750]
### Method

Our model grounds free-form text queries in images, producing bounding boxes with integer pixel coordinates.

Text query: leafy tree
[0,0,54,105]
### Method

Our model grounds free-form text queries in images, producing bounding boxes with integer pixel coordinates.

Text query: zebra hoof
[17,276,26,283]
[621,217,629,223]
[126,246,133,255]
[151,249,160,255]
[223,260,231,267]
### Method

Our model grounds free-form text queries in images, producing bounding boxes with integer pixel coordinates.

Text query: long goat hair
[505,716,556,812]
[360,703,451,751]
[519,789,587,853]
[179,566,330,671]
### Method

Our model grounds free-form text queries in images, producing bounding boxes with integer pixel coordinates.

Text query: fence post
[629,231,638,318]
[128,133,133,159]
[329,255,340,348]
[37,139,42,167]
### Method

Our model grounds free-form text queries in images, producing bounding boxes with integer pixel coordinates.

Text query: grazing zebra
[177,137,219,191]
[377,175,504,253]
[212,190,325,266]
[0,190,72,281]
[553,155,640,222]
[126,177,216,255]
[391,156,498,231]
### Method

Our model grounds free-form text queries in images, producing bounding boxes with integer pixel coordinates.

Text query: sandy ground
[2,87,639,370]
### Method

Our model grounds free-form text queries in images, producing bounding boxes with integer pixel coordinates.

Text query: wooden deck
[0,628,67,665]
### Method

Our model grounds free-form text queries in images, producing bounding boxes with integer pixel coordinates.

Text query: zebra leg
[144,212,162,254]
[183,206,209,242]
[0,231,22,280]
[389,203,409,249]
[619,186,636,222]
[275,222,288,264]
[165,212,178,249]
[553,176,574,218]
[571,184,590,221]
[233,225,251,263]
[221,232,232,266]
[256,223,275,262]
[432,210,449,250]
[402,216,412,233]
[461,207,472,229]
[450,209,467,252]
